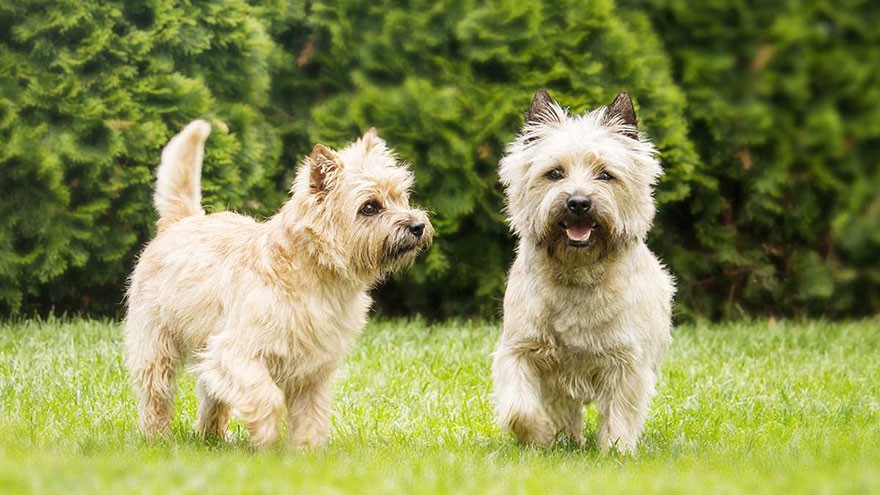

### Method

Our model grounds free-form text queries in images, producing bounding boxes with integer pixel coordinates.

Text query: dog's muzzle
[560,195,597,248]
[384,219,432,263]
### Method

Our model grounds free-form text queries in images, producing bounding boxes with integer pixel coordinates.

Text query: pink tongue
[566,225,593,242]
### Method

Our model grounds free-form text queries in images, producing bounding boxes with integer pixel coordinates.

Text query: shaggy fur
[492,91,675,453]
[124,121,433,448]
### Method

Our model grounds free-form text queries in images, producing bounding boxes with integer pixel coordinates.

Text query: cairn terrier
[491,90,674,453]
[124,121,432,448]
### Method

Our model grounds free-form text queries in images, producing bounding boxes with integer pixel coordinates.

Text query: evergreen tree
[622,0,880,317]
[2,0,876,319]
[287,0,699,316]
[0,0,283,314]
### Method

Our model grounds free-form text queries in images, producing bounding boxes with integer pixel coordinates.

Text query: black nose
[566,195,592,216]
[408,221,425,238]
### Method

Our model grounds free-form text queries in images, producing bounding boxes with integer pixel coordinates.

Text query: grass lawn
[0,318,878,494]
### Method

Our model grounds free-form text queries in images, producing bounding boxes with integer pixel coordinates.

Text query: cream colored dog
[124,120,432,448]
[492,90,674,453]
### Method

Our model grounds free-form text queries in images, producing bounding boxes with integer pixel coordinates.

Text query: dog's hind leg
[124,316,180,439]
[553,397,585,446]
[195,335,285,448]
[194,378,230,439]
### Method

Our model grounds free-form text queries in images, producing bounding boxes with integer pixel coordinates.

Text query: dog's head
[499,90,662,263]
[288,129,433,282]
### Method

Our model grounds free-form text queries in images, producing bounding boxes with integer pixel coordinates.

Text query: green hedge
[620,0,880,318]
[0,0,283,314]
[281,0,700,316]
[1,0,877,319]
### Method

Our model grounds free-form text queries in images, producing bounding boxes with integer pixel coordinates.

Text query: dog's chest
[547,336,638,400]
[546,280,630,350]
[542,284,640,400]
[269,288,371,380]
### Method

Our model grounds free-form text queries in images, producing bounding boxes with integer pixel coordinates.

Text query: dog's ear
[526,89,561,126]
[358,127,386,154]
[604,92,639,140]
[309,144,343,194]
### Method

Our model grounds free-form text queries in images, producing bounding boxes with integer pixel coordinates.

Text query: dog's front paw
[288,430,329,450]
[248,419,281,448]
[597,430,638,455]
[247,406,283,448]
[508,412,556,447]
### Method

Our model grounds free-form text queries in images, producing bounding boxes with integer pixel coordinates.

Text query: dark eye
[597,171,614,181]
[359,201,382,216]
[546,168,564,181]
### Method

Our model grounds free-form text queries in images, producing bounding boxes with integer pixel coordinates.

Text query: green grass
[1,318,878,494]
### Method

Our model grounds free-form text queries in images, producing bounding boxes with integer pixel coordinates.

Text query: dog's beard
[348,221,431,284]
[383,240,419,265]
[380,229,424,272]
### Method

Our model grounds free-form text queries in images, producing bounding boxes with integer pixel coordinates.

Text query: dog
[491,90,674,453]
[124,120,433,448]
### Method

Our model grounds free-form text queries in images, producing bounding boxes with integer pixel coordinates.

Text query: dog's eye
[597,171,614,181]
[359,201,382,217]
[546,168,564,181]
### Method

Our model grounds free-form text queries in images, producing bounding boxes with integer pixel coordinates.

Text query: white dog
[124,121,432,448]
[492,90,674,453]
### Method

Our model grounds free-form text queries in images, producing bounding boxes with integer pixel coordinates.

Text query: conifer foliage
[1,0,877,319]
[621,0,880,317]
[294,0,699,316]
[0,0,282,313]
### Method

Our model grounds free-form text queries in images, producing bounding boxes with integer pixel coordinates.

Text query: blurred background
[0,0,877,321]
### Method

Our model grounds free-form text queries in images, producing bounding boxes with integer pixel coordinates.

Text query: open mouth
[560,220,597,247]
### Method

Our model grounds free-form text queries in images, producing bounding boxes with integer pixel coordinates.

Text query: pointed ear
[605,92,639,140]
[359,127,386,153]
[309,144,343,194]
[526,89,561,125]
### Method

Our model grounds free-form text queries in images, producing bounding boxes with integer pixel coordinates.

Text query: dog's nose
[566,195,592,216]
[408,221,425,238]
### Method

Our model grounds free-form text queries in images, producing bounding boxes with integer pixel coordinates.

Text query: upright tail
[154,120,212,232]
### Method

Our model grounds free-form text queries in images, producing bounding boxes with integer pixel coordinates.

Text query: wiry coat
[124,121,432,448]
[492,91,674,453]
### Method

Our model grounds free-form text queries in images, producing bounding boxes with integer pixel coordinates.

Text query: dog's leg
[194,378,230,439]
[195,337,285,449]
[492,348,555,446]
[553,397,585,446]
[125,318,179,439]
[285,374,332,449]
[597,365,654,454]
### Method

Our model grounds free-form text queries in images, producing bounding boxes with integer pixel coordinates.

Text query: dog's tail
[154,120,212,232]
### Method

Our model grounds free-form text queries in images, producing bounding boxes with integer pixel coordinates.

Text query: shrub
[285,0,700,317]
[0,0,283,314]
[3,0,877,320]
[621,0,880,318]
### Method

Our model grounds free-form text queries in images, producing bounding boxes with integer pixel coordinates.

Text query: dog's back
[127,212,261,351]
